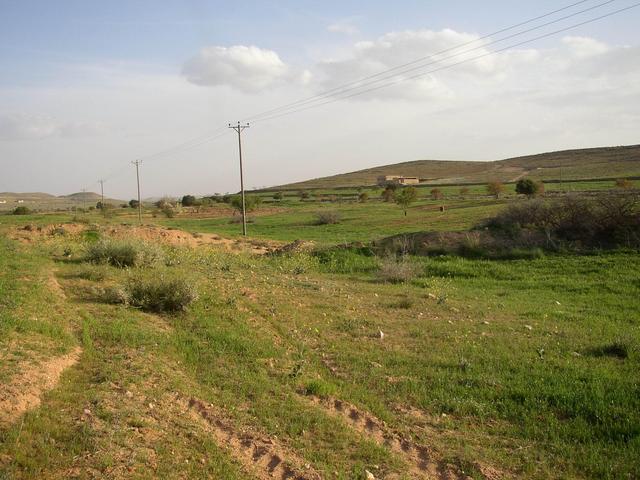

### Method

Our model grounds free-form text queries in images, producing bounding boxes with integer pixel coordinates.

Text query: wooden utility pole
[228,122,250,236]
[132,160,142,224]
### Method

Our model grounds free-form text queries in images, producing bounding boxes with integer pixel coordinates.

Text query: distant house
[0,200,6,204]
[377,175,420,186]
[16,200,24,203]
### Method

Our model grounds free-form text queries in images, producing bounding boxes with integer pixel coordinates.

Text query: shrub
[377,256,418,283]
[381,188,395,202]
[483,193,640,248]
[85,239,163,268]
[358,192,369,203]
[516,178,544,197]
[299,190,310,200]
[273,192,284,201]
[161,205,175,218]
[430,188,444,200]
[315,211,340,225]
[125,276,197,313]
[181,194,197,206]
[486,181,505,198]
[129,199,140,209]
[615,178,633,190]
[12,206,31,215]
[230,195,262,213]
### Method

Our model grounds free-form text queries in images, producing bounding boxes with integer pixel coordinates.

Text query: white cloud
[0,113,106,141]
[562,36,609,58]
[327,20,359,35]
[183,45,302,92]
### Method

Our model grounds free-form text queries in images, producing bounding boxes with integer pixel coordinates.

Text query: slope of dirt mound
[9,223,88,243]
[0,346,82,427]
[187,397,321,480]
[106,225,279,254]
[269,240,316,256]
[307,395,478,480]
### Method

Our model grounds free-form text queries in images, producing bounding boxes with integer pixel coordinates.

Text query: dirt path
[187,397,321,480]
[0,346,82,427]
[307,395,476,480]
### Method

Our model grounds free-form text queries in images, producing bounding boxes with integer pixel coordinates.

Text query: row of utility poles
[93,122,250,235]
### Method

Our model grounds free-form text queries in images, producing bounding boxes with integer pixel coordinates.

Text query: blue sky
[1,0,639,197]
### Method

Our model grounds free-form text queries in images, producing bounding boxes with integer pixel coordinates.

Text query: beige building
[377,175,420,186]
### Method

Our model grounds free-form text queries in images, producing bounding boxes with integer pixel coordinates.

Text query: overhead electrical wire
[251,2,640,124]
[245,0,619,122]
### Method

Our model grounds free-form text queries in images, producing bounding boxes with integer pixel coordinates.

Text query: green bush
[125,276,197,313]
[85,239,163,268]
[12,206,31,215]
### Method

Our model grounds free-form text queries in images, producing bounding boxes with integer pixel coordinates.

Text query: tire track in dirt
[0,346,82,427]
[307,395,475,480]
[187,397,322,480]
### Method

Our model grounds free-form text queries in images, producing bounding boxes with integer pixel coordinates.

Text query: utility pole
[228,121,250,236]
[132,160,142,224]
[99,179,105,211]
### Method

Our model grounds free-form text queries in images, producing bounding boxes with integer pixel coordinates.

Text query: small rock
[125,390,133,398]
[83,408,91,416]
[482,321,490,325]
[365,469,376,480]
[148,403,155,410]
[374,293,379,297]
[378,330,385,340]
[571,351,582,357]
[524,325,533,331]
[427,293,436,299]
[555,300,561,305]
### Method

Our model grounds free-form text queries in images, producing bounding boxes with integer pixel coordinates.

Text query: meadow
[0,181,638,479]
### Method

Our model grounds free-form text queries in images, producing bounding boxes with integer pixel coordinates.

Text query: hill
[0,191,125,212]
[272,144,640,190]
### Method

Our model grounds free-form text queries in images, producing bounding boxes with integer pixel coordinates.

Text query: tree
[515,179,544,197]
[181,194,197,206]
[358,192,369,203]
[430,188,444,200]
[615,178,633,190]
[381,187,395,203]
[230,195,262,214]
[486,181,505,199]
[394,187,418,216]
[129,199,140,209]
[273,192,284,201]
[459,187,470,198]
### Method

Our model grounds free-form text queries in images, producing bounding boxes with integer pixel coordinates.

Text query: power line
[247,0,619,123]
[242,0,616,123]
[252,2,640,124]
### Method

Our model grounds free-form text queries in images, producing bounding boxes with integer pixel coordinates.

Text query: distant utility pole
[132,160,142,224]
[98,179,105,216]
[228,121,250,236]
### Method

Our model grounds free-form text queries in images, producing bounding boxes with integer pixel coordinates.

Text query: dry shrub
[315,211,340,225]
[85,239,164,268]
[377,256,418,283]
[102,276,197,313]
[484,193,640,248]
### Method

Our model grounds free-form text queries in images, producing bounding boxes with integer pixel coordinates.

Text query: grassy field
[1,184,639,479]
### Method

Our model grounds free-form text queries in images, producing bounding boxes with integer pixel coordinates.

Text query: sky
[1,0,639,199]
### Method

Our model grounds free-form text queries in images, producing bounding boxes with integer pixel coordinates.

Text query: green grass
[1,187,639,479]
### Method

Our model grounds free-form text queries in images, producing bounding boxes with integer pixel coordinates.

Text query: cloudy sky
[1,0,639,198]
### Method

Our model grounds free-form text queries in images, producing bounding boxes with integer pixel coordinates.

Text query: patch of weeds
[586,341,630,359]
[73,266,107,282]
[99,275,198,313]
[314,211,340,225]
[50,226,67,236]
[389,297,414,309]
[82,229,101,242]
[304,379,336,397]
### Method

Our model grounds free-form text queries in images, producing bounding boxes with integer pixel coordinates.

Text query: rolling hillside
[0,191,125,212]
[272,144,640,190]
